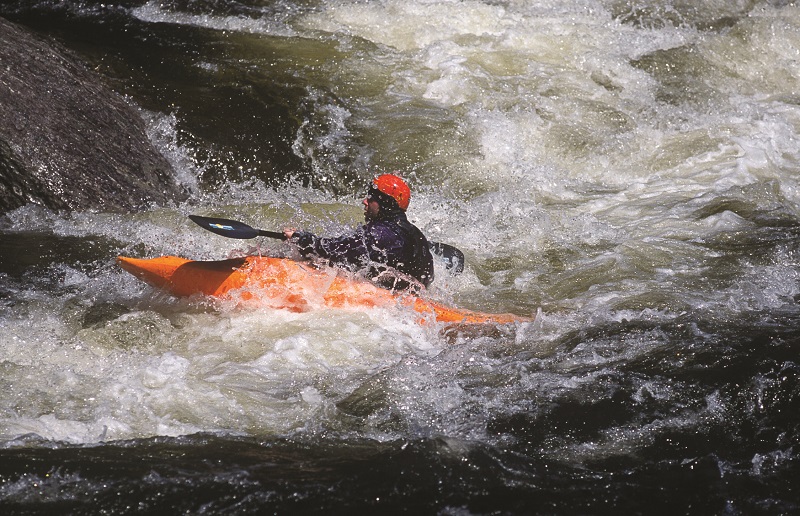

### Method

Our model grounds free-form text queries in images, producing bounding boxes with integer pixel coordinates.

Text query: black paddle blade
[189,215,260,239]
[429,241,465,274]
[190,215,287,240]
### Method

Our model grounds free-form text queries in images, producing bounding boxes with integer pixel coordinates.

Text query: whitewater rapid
[2,0,800,461]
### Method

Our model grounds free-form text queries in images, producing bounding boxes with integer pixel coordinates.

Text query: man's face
[363,197,381,220]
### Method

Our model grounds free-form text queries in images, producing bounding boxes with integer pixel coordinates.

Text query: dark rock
[0,16,187,214]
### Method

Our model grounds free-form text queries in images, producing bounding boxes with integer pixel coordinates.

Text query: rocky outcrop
[0,17,187,214]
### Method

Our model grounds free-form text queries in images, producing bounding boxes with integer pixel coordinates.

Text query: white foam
[131,1,297,37]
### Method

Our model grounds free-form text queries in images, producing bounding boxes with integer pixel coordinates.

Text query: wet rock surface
[0,16,186,214]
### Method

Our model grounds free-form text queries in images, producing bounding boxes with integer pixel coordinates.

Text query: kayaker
[283,174,434,292]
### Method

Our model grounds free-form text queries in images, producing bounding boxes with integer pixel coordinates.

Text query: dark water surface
[0,433,780,514]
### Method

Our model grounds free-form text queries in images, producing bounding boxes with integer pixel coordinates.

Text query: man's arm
[285,229,370,270]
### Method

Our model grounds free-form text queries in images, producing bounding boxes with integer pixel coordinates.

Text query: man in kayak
[283,174,434,292]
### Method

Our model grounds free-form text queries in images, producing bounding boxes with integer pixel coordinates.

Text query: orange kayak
[117,255,529,325]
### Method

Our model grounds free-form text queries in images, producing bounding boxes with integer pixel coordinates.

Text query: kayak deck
[117,255,530,325]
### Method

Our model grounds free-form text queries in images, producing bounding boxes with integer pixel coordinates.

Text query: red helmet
[371,173,411,211]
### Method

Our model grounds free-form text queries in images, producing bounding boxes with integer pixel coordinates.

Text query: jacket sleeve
[291,230,370,270]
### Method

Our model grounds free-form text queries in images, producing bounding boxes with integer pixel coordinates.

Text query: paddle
[189,214,285,240]
[189,214,465,273]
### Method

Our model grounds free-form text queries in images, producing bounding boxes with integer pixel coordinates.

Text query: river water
[1,0,799,513]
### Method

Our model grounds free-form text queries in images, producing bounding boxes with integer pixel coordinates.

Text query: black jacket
[291,211,434,292]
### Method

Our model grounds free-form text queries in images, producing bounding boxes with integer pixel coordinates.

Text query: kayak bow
[117,255,529,325]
